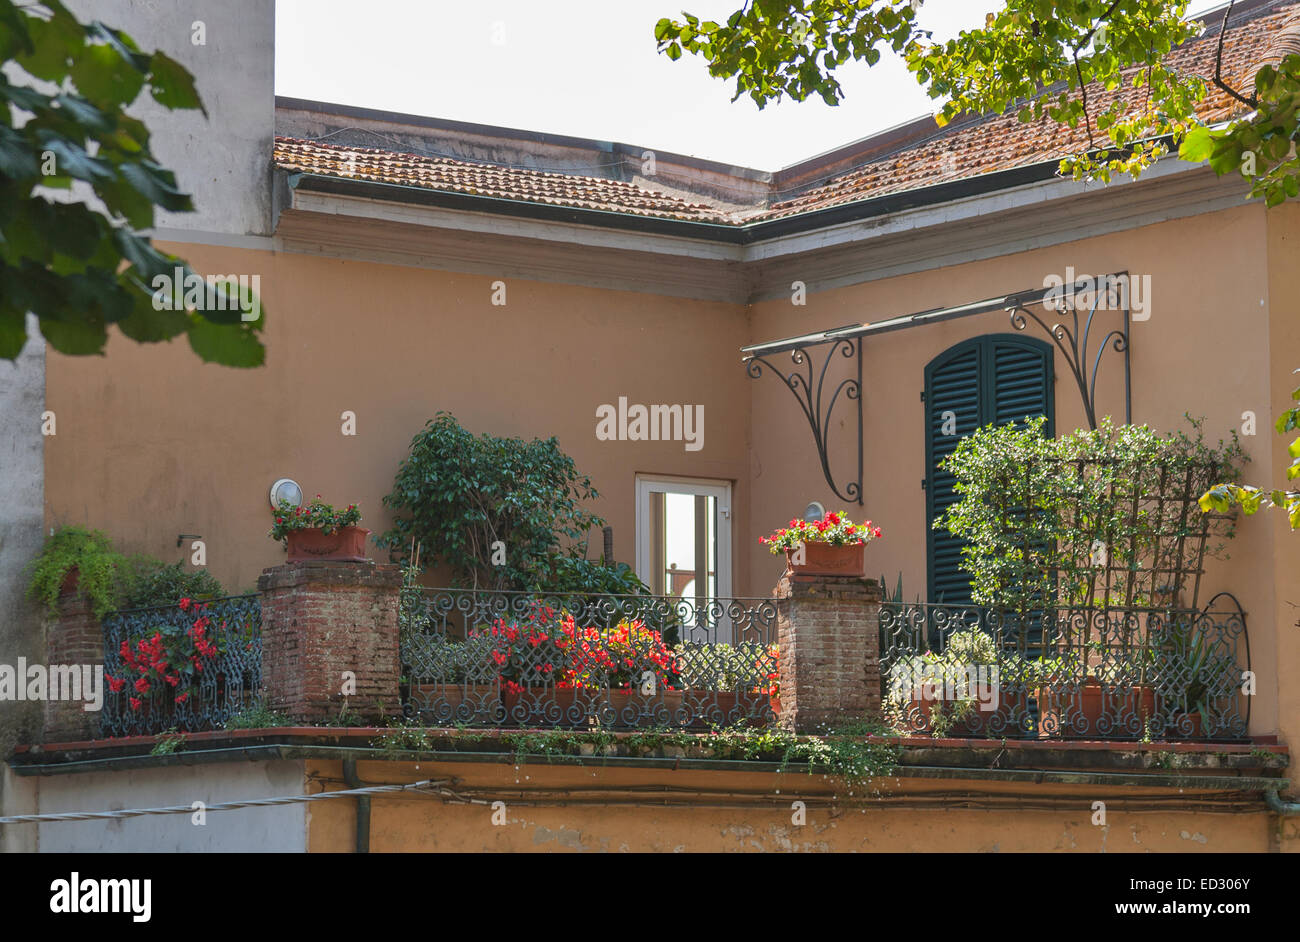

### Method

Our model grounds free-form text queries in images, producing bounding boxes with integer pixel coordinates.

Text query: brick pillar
[258,561,402,724]
[43,590,104,743]
[773,571,882,733]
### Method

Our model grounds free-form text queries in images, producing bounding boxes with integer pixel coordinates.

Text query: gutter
[1265,788,1300,815]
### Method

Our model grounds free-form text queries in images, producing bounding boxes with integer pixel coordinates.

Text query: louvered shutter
[925,335,1053,604]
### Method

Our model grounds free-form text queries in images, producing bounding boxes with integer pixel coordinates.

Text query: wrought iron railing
[879,595,1250,741]
[101,595,262,737]
[400,587,779,729]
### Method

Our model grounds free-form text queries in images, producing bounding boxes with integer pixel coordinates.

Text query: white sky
[276,0,1229,171]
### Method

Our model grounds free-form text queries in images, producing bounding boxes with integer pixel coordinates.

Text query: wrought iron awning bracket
[1006,272,1132,429]
[743,333,863,505]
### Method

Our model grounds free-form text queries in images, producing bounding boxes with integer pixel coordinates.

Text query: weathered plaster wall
[67,0,276,237]
[305,759,1295,853]
[30,760,306,852]
[0,324,46,852]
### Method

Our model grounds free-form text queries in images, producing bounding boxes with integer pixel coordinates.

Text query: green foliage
[1201,368,1300,529]
[937,416,1243,610]
[378,413,606,590]
[268,496,361,542]
[118,558,226,609]
[149,727,186,756]
[0,0,265,364]
[224,700,292,730]
[657,2,1300,203]
[26,525,126,618]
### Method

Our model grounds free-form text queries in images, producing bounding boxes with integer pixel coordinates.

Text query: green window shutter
[924,341,982,606]
[925,334,1054,604]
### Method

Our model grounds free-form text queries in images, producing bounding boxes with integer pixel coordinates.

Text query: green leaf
[39,313,107,356]
[147,51,205,116]
[185,316,265,368]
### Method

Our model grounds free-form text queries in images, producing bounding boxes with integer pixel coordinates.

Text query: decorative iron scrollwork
[743,336,863,504]
[1007,274,1132,429]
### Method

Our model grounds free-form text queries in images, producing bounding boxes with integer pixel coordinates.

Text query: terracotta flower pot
[1035,680,1158,738]
[906,688,1026,737]
[783,541,865,577]
[286,525,370,562]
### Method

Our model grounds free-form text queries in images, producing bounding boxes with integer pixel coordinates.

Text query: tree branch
[1213,1,1258,110]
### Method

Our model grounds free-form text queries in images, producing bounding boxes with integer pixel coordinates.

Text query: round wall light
[803,500,825,523]
[269,478,304,510]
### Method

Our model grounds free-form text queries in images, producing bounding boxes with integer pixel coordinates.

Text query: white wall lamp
[269,478,304,510]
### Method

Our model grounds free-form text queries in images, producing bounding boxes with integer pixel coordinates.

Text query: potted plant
[888,628,1027,737]
[760,511,882,577]
[1032,646,1160,738]
[270,495,369,562]
[1159,619,1238,739]
[26,526,130,619]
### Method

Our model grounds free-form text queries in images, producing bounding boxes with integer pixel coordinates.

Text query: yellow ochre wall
[302,759,1296,853]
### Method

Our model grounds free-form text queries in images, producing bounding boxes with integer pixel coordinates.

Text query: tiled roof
[759,0,1298,220]
[273,137,736,224]
[274,0,1296,227]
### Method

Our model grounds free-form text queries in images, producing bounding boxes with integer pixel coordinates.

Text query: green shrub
[119,559,227,610]
[378,412,606,590]
[937,416,1244,610]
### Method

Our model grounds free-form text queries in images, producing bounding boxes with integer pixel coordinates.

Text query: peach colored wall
[43,247,753,594]
[41,201,1295,739]
[1265,204,1300,753]
[748,202,1286,736]
[304,759,1293,852]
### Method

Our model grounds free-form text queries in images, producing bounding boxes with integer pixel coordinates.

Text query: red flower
[179,598,192,611]
[129,697,141,711]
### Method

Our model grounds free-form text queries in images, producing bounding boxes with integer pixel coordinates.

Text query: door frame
[634,474,733,603]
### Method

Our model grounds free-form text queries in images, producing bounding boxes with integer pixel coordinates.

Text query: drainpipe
[1265,788,1300,816]
[341,759,370,853]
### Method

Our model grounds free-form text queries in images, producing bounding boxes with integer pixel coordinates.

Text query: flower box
[784,541,865,577]
[1035,680,1158,738]
[286,525,371,562]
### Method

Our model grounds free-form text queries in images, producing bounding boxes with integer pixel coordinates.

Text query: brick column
[43,590,103,743]
[773,572,882,733]
[258,561,402,724]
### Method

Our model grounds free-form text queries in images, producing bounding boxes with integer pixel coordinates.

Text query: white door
[635,476,733,643]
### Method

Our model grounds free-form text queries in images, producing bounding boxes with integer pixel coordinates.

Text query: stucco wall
[67,0,276,237]
[748,201,1286,737]
[29,760,306,852]
[42,247,754,595]
[0,323,47,850]
[304,759,1293,853]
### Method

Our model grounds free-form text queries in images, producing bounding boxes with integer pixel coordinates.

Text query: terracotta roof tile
[274,0,1296,228]
[273,137,736,223]
[759,0,1297,220]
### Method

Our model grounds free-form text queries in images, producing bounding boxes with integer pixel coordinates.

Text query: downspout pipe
[341,759,370,853]
[1265,788,1300,816]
